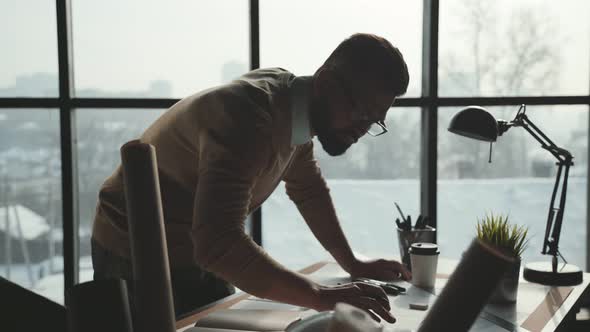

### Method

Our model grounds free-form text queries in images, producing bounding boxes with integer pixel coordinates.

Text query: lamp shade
[448,106,498,142]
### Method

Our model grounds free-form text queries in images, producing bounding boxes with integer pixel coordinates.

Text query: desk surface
[176,259,590,332]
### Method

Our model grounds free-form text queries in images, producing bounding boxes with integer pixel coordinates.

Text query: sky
[1,0,588,98]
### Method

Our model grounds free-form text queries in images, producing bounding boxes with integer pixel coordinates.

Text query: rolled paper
[418,238,514,332]
[121,140,175,332]
[66,279,133,332]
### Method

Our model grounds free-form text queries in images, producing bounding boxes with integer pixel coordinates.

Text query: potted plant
[476,213,529,303]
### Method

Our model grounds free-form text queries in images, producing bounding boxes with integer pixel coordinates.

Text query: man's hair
[321,33,409,97]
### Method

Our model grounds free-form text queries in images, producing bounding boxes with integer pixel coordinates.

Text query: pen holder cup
[397,226,436,271]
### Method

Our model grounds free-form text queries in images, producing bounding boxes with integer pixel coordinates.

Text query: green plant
[476,213,529,258]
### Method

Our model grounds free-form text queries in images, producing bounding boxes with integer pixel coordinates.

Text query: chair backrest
[66,278,133,332]
[0,276,66,331]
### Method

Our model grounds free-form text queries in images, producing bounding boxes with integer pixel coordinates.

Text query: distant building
[0,204,52,263]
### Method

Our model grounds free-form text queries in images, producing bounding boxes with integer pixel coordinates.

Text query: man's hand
[349,258,412,281]
[312,282,396,323]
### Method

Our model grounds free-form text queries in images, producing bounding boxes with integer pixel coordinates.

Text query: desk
[434,258,590,332]
[176,259,589,332]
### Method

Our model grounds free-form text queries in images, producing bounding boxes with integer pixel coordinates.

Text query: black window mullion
[438,96,590,106]
[587,61,590,271]
[56,0,79,299]
[0,98,60,108]
[249,0,262,246]
[5,96,590,110]
[421,0,439,239]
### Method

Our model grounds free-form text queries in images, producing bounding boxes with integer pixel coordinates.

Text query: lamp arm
[514,113,573,161]
[510,112,574,267]
[546,163,570,258]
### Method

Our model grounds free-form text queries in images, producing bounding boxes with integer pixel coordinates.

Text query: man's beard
[310,98,352,156]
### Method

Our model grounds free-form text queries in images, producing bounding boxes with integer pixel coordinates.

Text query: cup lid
[409,242,439,255]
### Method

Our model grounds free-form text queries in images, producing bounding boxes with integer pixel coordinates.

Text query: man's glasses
[336,75,389,137]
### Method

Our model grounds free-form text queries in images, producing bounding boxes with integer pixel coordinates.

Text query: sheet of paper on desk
[193,309,303,331]
[230,297,310,311]
[380,283,437,331]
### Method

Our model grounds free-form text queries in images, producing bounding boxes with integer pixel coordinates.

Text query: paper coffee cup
[409,242,439,288]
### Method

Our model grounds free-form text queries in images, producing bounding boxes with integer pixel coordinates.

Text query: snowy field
[263,178,588,271]
[2,178,587,304]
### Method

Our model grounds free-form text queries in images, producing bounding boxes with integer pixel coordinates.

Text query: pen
[415,215,424,229]
[394,202,407,223]
[381,284,401,296]
[354,278,407,293]
[395,218,403,230]
[416,215,430,229]
[386,283,406,293]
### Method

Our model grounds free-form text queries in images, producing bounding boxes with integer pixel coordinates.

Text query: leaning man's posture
[91,33,411,323]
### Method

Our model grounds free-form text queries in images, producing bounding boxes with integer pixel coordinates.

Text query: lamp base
[523,261,583,286]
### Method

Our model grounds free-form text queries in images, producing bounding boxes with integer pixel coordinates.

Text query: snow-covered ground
[264,178,588,271]
[1,256,93,304]
[2,178,587,304]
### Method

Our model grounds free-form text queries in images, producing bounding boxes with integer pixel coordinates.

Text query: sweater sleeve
[190,93,318,300]
[282,141,352,254]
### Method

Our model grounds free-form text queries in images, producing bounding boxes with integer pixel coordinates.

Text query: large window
[1,1,589,302]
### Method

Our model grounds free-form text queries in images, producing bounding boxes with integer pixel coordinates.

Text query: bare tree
[439,1,562,179]
[496,8,560,95]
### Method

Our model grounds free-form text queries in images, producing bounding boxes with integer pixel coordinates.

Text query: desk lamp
[447,104,582,286]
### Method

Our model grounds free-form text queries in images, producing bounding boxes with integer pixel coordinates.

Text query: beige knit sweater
[92,68,352,297]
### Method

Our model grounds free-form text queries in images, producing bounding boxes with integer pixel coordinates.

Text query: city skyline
[3,0,588,98]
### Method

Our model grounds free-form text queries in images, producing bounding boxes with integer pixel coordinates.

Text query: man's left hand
[349,258,411,281]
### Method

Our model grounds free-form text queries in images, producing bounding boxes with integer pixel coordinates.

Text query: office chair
[0,276,66,331]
